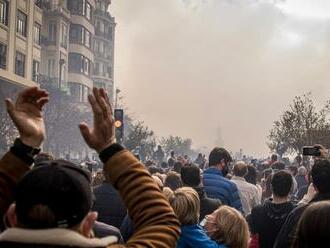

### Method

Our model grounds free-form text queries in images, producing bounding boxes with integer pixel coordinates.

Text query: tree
[160,135,196,157]
[268,93,330,155]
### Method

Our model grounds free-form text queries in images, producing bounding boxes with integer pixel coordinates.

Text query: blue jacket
[203,167,243,212]
[177,225,227,248]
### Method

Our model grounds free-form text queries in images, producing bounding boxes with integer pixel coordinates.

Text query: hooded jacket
[177,225,227,248]
[247,199,296,248]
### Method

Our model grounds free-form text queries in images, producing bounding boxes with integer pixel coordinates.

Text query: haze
[112,0,330,157]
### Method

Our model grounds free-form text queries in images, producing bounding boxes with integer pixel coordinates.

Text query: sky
[111,0,330,157]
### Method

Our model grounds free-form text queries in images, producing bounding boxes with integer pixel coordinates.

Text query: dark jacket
[203,167,243,212]
[194,186,222,221]
[93,182,127,228]
[0,150,180,248]
[295,175,308,191]
[247,199,296,248]
[274,193,330,248]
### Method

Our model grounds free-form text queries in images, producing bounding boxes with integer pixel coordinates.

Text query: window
[47,59,55,77]
[0,43,6,69]
[94,62,99,75]
[34,23,41,45]
[69,82,81,102]
[0,0,8,26]
[61,23,68,48]
[15,52,25,77]
[17,11,27,37]
[85,29,91,48]
[49,23,57,43]
[99,41,104,53]
[35,0,42,8]
[86,2,91,20]
[69,53,91,76]
[70,24,91,48]
[32,60,40,82]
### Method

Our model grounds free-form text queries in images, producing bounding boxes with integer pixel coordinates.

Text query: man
[181,165,222,221]
[203,147,243,212]
[231,161,260,215]
[0,87,180,247]
[168,151,176,168]
[247,170,296,248]
[154,145,165,164]
[274,159,330,248]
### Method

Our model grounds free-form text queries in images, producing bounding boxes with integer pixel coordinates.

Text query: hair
[244,164,258,185]
[298,166,308,176]
[209,147,232,167]
[311,159,330,194]
[293,201,330,248]
[152,175,164,190]
[271,154,278,162]
[173,161,183,174]
[169,187,200,225]
[271,162,286,171]
[164,171,182,191]
[34,153,54,167]
[271,170,293,197]
[210,206,250,248]
[148,166,164,175]
[288,165,298,176]
[162,187,174,201]
[181,165,201,187]
[233,161,248,177]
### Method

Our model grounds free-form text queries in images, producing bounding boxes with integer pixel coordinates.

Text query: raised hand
[5,87,49,147]
[79,88,115,153]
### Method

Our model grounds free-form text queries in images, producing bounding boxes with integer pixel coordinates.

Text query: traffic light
[114,109,124,143]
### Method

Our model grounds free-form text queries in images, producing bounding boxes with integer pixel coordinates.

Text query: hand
[5,87,49,147]
[305,183,317,201]
[79,88,115,153]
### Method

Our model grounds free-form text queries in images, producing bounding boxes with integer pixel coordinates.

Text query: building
[0,0,43,93]
[0,0,116,102]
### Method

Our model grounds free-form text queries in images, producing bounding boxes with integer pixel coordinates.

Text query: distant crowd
[0,87,329,248]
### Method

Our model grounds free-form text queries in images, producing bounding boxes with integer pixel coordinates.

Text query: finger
[36,97,49,110]
[79,122,93,145]
[100,88,113,116]
[97,89,111,118]
[88,94,102,115]
[5,99,16,120]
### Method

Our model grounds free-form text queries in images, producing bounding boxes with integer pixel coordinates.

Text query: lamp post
[115,88,120,108]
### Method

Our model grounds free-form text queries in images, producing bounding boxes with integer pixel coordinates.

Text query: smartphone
[302,146,321,156]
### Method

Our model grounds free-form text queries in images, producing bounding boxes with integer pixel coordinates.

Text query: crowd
[0,86,330,247]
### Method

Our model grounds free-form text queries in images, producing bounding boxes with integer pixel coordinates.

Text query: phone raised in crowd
[302,146,321,156]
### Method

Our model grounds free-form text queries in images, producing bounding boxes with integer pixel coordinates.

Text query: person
[288,165,298,196]
[274,159,330,248]
[173,161,183,174]
[244,164,262,202]
[168,151,176,167]
[169,187,227,248]
[181,165,222,221]
[0,87,180,247]
[231,161,260,215]
[154,145,165,164]
[203,147,243,212]
[203,205,250,248]
[164,171,182,191]
[295,166,308,191]
[194,153,206,169]
[269,154,278,167]
[247,170,296,248]
[92,172,127,229]
[292,201,330,247]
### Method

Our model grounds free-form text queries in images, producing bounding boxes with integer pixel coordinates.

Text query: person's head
[157,145,162,150]
[244,164,258,185]
[311,159,330,194]
[204,206,250,248]
[34,152,54,166]
[7,160,96,237]
[271,161,286,171]
[169,187,200,225]
[170,151,175,157]
[293,201,330,248]
[288,165,298,176]
[271,170,293,198]
[209,147,232,176]
[271,154,278,163]
[152,175,164,190]
[181,165,201,187]
[161,162,168,170]
[164,171,182,191]
[233,161,248,178]
[298,166,308,176]
[173,161,183,174]
[148,166,164,175]
[162,187,174,201]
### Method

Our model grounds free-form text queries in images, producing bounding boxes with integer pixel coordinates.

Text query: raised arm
[79,88,180,248]
[0,87,48,226]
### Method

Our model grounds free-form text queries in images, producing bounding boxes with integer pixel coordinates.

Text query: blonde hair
[162,187,174,201]
[169,187,200,225]
[211,206,250,248]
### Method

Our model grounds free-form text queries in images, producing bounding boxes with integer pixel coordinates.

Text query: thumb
[79,122,92,145]
[5,99,15,119]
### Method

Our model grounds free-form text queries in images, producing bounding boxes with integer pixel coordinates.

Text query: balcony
[94,9,114,21]
[42,2,71,20]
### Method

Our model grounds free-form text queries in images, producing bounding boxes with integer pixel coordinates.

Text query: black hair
[209,147,232,167]
[311,159,330,194]
[271,170,293,197]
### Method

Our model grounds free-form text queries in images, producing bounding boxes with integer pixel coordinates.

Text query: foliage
[160,135,196,157]
[268,93,330,155]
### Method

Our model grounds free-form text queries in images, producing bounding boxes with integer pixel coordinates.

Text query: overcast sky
[111,0,330,157]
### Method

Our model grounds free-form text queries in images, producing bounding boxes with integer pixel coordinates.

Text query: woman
[169,187,226,248]
[203,205,250,248]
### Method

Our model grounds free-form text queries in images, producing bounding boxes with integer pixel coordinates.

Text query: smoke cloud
[112,0,330,157]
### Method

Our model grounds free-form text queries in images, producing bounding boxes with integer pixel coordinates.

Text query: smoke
[112,0,330,157]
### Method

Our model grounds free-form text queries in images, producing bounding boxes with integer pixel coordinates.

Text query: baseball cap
[15,160,92,229]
